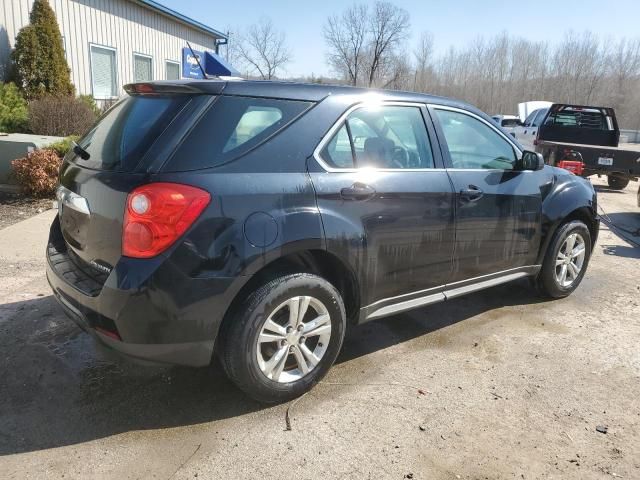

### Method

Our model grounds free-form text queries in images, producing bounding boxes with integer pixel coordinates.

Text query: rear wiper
[72,141,90,160]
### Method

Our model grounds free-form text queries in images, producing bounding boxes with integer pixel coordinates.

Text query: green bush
[79,94,101,117]
[0,82,29,133]
[11,148,62,197]
[47,135,80,157]
[12,0,74,99]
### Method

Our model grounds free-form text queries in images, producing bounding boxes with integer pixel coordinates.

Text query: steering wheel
[391,146,408,168]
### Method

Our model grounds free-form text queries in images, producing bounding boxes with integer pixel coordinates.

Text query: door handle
[340,182,376,200]
[460,185,483,202]
[523,129,528,134]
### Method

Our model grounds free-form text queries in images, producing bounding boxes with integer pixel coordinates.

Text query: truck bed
[537,140,640,178]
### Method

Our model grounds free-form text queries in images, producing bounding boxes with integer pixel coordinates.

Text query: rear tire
[607,175,630,190]
[536,220,592,299]
[220,273,346,404]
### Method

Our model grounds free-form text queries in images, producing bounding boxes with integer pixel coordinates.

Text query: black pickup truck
[536,104,640,189]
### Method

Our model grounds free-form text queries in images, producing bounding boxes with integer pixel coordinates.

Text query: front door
[308,103,455,309]
[430,106,543,282]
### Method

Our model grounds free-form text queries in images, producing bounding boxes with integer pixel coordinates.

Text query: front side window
[532,108,548,127]
[320,105,434,169]
[523,110,539,127]
[434,109,517,170]
[134,54,153,82]
[91,45,117,99]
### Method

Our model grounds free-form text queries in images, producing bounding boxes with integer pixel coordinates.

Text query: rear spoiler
[124,81,226,96]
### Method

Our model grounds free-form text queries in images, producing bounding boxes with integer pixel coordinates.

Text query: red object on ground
[557,160,585,176]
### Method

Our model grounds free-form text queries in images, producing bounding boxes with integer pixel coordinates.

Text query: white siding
[1,0,220,97]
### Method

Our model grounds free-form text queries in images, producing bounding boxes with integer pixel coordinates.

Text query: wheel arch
[215,248,361,355]
[537,206,598,265]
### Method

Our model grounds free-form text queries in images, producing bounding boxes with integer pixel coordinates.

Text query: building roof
[134,0,227,41]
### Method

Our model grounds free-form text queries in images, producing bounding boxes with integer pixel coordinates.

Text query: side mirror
[520,150,544,171]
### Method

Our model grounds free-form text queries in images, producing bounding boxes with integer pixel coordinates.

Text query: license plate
[598,157,613,166]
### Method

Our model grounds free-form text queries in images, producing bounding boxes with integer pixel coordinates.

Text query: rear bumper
[45,220,239,367]
[47,264,216,366]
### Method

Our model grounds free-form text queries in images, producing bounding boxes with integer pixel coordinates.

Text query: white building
[1,0,227,100]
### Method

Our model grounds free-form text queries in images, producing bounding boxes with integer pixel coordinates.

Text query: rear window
[501,118,521,127]
[74,96,189,171]
[544,107,611,130]
[164,96,312,171]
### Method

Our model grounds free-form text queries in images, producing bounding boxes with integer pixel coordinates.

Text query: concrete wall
[620,129,640,144]
[0,133,62,185]
[1,0,220,97]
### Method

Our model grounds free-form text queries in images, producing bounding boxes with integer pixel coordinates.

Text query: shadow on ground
[600,210,640,248]
[593,185,630,195]
[0,279,548,456]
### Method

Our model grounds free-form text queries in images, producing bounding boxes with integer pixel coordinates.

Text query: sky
[162,0,640,78]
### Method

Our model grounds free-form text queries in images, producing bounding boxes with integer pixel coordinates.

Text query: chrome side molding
[362,266,540,322]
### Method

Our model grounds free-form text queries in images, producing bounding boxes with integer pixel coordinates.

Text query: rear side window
[165,96,312,171]
[74,96,189,171]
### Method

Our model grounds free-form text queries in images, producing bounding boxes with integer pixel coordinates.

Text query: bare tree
[365,1,410,87]
[323,4,368,86]
[324,2,409,87]
[234,17,292,80]
[413,31,434,91]
[324,18,640,128]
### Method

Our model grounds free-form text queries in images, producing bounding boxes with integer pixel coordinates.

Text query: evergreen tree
[12,0,74,99]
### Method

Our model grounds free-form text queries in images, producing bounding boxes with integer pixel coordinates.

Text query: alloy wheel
[554,232,586,288]
[256,296,332,383]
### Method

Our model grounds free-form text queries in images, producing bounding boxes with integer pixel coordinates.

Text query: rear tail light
[123,182,211,258]
[95,326,122,341]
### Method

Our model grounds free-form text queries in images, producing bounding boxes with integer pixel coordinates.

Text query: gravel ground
[0,192,53,230]
[0,177,638,480]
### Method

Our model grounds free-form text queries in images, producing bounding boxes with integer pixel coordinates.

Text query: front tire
[221,273,346,403]
[537,220,592,298]
[607,175,630,190]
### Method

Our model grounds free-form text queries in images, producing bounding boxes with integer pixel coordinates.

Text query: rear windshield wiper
[72,141,90,160]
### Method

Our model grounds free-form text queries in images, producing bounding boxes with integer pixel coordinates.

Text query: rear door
[308,103,455,309]
[430,105,543,282]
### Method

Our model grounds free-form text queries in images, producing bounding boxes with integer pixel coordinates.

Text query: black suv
[47,80,599,402]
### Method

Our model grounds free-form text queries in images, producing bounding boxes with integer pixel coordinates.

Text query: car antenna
[186,41,208,79]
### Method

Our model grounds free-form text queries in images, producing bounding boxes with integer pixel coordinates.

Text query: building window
[166,61,180,80]
[90,45,117,99]
[133,54,153,82]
